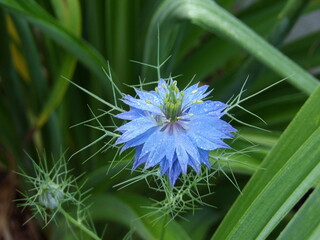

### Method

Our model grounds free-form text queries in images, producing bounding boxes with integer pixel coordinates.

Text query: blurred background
[0,0,319,239]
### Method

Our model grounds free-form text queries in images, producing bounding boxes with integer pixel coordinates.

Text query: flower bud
[38,182,64,210]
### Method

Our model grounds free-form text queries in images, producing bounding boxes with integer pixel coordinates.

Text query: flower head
[38,182,64,210]
[115,79,236,185]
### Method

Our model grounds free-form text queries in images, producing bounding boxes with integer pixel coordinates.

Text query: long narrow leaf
[278,185,320,240]
[211,85,320,239]
[144,0,319,94]
[0,0,114,92]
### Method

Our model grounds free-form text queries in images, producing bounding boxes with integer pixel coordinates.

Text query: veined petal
[188,155,201,173]
[132,145,148,170]
[115,117,157,145]
[164,132,175,170]
[143,130,170,168]
[188,131,230,150]
[175,144,189,174]
[182,85,211,108]
[199,149,210,167]
[168,159,182,186]
[183,83,199,96]
[116,116,153,132]
[159,157,170,175]
[120,127,158,153]
[135,89,161,105]
[174,126,200,166]
[122,95,162,114]
[189,117,235,139]
[116,107,145,120]
[189,100,228,117]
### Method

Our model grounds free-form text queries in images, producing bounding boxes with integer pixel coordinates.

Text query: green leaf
[89,193,191,240]
[36,0,82,127]
[180,208,220,240]
[278,185,320,240]
[0,0,114,92]
[211,84,320,240]
[144,0,319,94]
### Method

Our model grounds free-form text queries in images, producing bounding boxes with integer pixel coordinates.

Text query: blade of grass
[0,0,118,94]
[211,84,320,239]
[217,0,312,99]
[144,0,319,94]
[36,0,81,128]
[278,185,320,240]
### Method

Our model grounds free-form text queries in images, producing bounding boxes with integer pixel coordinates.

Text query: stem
[159,215,168,240]
[60,208,101,240]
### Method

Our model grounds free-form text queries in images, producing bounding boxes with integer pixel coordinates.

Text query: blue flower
[115,79,236,185]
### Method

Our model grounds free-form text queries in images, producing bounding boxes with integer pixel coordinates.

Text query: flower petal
[120,127,158,153]
[199,149,210,167]
[188,132,230,150]
[116,107,145,120]
[189,100,228,117]
[115,117,157,144]
[189,117,235,139]
[175,144,189,174]
[143,130,170,168]
[122,95,162,115]
[168,159,182,186]
[135,89,161,105]
[174,126,201,168]
[132,145,148,170]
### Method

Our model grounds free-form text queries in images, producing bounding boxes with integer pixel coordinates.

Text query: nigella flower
[115,79,236,186]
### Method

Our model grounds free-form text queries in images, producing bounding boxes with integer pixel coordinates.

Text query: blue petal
[115,117,157,144]
[164,132,175,170]
[159,157,170,175]
[120,127,158,153]
[188,155,201,173]
[174,126,200,167]
[122,95,162,115]
[168,158,182,186]
[116,107,145,120]
[135,89,161,105]
[116,116,153,132]
[143,130,169,168]
[183,83,199,96]
[199,149,210,167]
[188,132,230,150]
[175,144,189,174]
[192,85,211,100]
[199,117,237,137]
[189,116,235,139]
[189,100,228,117]
[182,84,212,108]
[213,119,237,136]
[132,145,148,170]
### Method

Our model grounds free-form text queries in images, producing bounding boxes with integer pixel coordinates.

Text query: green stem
[60,208,101,240]
[159,215,168,240]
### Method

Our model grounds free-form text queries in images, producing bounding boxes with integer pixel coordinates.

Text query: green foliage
[0,0,319,239]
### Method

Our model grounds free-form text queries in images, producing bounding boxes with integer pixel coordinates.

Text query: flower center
[162,81,184,123]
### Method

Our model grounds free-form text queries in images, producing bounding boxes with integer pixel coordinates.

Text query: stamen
[161,81,184,123]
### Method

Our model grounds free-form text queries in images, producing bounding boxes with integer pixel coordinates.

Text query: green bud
[38,182,64,210]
